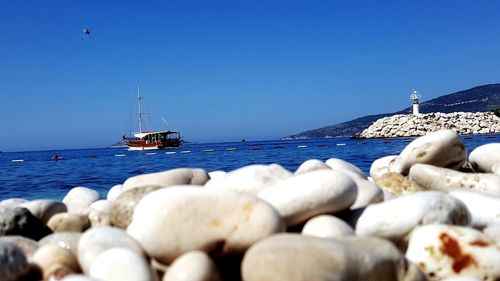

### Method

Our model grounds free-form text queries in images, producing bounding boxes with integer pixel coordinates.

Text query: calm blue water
[1,135,498,201]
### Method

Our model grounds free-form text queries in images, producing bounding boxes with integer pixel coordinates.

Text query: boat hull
[127,145,161,151]
[124,135,181,150]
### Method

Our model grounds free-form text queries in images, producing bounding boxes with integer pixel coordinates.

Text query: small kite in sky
[82,27,91,40]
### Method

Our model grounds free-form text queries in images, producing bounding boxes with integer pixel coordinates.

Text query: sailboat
[123,83,181,150]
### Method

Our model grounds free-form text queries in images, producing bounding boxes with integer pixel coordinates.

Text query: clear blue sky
[2,1,500,151]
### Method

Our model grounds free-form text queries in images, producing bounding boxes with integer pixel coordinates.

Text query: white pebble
[301,215,354,238]
[89,247,153,281]
[355,191,470,242]
[469,143,500,172]
[390,130,466,175]
[163,251,220,281]
[258,170,357,226]
[63,187,100,214]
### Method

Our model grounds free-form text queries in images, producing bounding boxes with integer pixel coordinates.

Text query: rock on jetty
[1,130,500,281]
[358,111,500,138]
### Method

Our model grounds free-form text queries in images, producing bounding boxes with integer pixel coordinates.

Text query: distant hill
[284,83,500,139]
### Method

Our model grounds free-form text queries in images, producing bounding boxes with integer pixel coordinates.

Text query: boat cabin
[125,130,181,150]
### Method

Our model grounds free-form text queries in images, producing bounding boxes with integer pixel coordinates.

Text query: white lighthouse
[410,90,421,115]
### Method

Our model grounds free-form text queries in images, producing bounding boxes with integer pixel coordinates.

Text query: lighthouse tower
[410,90,421,115]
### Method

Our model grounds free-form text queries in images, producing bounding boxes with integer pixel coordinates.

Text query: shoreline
[0,130,499,280]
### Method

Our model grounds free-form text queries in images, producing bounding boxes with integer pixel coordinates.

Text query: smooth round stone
[89,200,112,227]
[449,190,500,228]
[390,130,467,175]
[39,232,81,255]
[77,226,144,273]
[89,247,153,281]
[406,224,500,281]
[0,207,52,240]
[208,170,226,179]
[47,213,91,232]
[0,198,28,209]
[127,186,285,264]
[62,275,99,281]
[110,185,164,229]
[469,143,500,173]
[493,163,500,175]
[409,164,500,194]
[483,225,500,244]
[88,209,111,227]
[123,168,209,191]
[441,277,481,281]
[20,199,67,224]
[107,184,124,202]
[32,244,80,279]
[355,191,470,243]
[294,159,330,174]
[370,155,398,179]
[325,158,365,178]
[163,251,221,281]
[0,241,30,281]
[258,170,357,226]
[89,200,111,213]
[347,175,384,209]
[301,215,354,238]
[373,172,426,197]
[63,187,101,214]
[0,236,39,262]
[241,233,426,281]
[204,164,292,195]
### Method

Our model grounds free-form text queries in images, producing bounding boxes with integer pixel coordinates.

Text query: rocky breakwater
[1,130,500,280]
[358,111,500,138]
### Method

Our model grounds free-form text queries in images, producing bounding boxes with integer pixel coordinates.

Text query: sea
[1,135,498,201]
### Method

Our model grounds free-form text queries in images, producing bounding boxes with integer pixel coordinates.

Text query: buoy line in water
[8,139,428,163]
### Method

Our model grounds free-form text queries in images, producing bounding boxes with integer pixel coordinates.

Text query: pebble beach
[1,129,500,281]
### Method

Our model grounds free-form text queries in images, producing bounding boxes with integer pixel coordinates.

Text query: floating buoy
[180,150,191,154]
[115,154,126,157]
[165,151,176,155]
[11,159,24,162]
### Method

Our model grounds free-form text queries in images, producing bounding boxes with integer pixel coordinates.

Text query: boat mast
[137,82,146,133]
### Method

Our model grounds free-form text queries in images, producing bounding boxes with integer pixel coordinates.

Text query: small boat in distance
[123,83,181,151]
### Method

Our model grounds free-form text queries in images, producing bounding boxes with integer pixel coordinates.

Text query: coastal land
[284,83,500,139]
